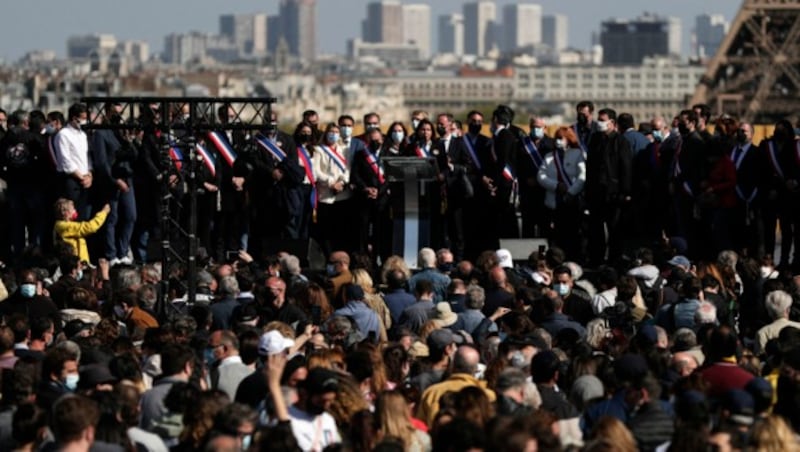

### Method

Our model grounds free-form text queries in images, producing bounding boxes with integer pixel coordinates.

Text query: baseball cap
[427,329,464,353]
[496,249,513,269]
[258,330,295,356]
[64,320,93,339]
[668,255,691,269]
[302,368,339,395]
[722,389,755,425]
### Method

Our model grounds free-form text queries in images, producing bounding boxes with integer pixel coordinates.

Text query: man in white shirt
[289,367,341,451]
[55,103,92,219]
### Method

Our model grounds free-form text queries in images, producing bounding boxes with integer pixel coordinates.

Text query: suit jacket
[730,140,762,205]
[585,131,633,205]
[673,131,707,197]
[492,127,517,194]
[350,148,389,209]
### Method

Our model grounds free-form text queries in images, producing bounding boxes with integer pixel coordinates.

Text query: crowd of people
[0,100,799,451]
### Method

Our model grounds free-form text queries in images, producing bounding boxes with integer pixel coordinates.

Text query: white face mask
[340,126,353,139]
[78,119,88,127]
[412,119,420,131]
[556,139,567,150]
[597,121,609,132]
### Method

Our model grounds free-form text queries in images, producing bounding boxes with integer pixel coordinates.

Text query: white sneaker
[110,258,121,266]
[119,256,133,265]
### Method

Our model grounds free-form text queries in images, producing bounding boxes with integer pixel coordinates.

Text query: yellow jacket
[54,210,109,263]
[416,373,496,427]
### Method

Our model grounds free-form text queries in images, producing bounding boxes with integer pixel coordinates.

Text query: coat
[54,209,109,263]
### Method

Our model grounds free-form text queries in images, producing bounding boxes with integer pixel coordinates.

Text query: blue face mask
[653,130,663,142]
[555,283,570,297]
[205,347,217,366]
[326,264,337,277]
[20,283,36,298]
[391,131,405,144]
[327,132,339,144]
[65,373,79,391]
[532,127,544,139]
[242,434,252,450]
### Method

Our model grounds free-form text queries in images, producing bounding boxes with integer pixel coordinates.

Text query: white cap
[496,249,513,269]
[258,330,295,356]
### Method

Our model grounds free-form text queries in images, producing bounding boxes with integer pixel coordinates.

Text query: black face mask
[370,141,381,152]
[577,115,588,126]
[438,263,454,273]
[468,124,482,135]
[736,130,747,143]
[436,125,447,137]
[298,134,312,144]
[678,123,689,136]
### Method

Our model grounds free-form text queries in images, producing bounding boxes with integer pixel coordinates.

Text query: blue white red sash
[319,144,347,173]
[365,151,385,184]
[168,143,183,171]
[414,144,431,158]
[463,135,482,170]
[767,141,784,179]
[255,134,286,162]
[297,145,317,210]
[207,131,237,167]
[522,137,543,170]
[501,164,514,182]
[553,150,572,188]
[195,143,216,177]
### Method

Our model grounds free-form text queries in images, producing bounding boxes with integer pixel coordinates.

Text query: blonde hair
[376,391,417,449]
[588,417,637,452]
[54,198,74,220]
[751,415,800,452]
[352,268,375,294]
[262,321,295,339]
[381,255,411,285]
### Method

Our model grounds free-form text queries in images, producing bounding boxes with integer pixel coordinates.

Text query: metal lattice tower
[691,0,800,123]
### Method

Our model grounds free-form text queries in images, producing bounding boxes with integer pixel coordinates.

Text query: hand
[101,204,111,214]
[81,174,92,188]
[238,250,253,263]
[203,182,218,192]
[490,307,512,322]
[115,179,129,192]
[232,176,245,191]
[482,176,494,188]
[272,168,283,181]
[366,187,378,199]
[266,353,288,388]
[168,174,179,187]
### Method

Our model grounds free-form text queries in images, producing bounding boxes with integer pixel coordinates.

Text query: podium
[382,157,439,268]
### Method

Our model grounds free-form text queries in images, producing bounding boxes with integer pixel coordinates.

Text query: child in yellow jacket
[53,198,110,264]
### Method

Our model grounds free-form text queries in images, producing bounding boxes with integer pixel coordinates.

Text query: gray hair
[694,301,718,325]
[112,267,142,293]
[218,276,240,297]
[281,254,302,276]
[673,328,697,349]
[137,284,158,310]
[717,250,738,269]
[197,270,214,288]
[585,318,610,350]
[495,367,528,392]
[418,247,436,269]
[465,284,486,310]
[142,264,160,283]
[766,290,793,320]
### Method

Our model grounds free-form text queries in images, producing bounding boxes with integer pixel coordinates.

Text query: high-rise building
[502,3,542,52]
[438,13,464,56]
[163,32,207,65]
[363,1,404,45]
[402,4,431,59]
[279,0,317,61]
[67,34,118,59]
[219,14,268,57]
[463,1,496,56]
[542,14,568,51]
[600,13,681,65]
[694,14,728,59]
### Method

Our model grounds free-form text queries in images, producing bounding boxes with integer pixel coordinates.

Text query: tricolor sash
[255,134,287,162]
[501,164,514,182]
[196,143,216,177]
[297,145,317,211]
[207,131,237,167]
[319,144,348,173]
[365,151,385,184]
[553,149,572,188]
[168,144,183,171]
[463,135,482,170]
[522,137,544,170]
[414,144,431,158]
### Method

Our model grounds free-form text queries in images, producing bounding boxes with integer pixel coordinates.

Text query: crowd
[0,101,798,451]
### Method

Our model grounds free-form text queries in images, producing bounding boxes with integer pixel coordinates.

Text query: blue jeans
[105,183,137,260]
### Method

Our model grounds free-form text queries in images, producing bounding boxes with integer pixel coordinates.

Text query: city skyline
[0,0,739,62]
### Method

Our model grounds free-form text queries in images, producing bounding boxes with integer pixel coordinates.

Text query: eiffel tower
[691,0,800,123]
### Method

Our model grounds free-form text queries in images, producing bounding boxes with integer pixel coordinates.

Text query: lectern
[382,157,439,268]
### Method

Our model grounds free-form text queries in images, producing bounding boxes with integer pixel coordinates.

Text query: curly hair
[178,390,230,449]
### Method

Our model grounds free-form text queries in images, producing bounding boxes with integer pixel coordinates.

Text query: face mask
[204,347,217,366]
[736,130,747,143]
[391,131,405,143]
[577,115,588,125]
[468,124,482,135]
[76,269,83,281]
[436,125,447,137]
[366,123,379,132]
[298,134,312,144]
[678,123,689,135]
[70,211,79,221]
[45,124,56,134]
[671,127,680,135]
[597,121,609,132]
[556,139,567,150]
[370,141,381,152]
[78,119,88,127]
[114,305,126,319]
[438,263,454,273]
[242,435,252,450]
[555,283,570,297]
[326,132,339,143]
[65,373,80,391]
[761,266,775,279]
[510,350,531,369]
[412,119,420,131]
[20,283,36,298]
[340,126,353,138]
[326,264,337,277]
[532,127,544,139]
[653,130,663,142]
[183,114,190,121]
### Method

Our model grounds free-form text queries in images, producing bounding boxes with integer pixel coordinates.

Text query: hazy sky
[0,0,741,61]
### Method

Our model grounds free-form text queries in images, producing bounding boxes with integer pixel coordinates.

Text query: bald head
[672,352,698,377]
[453,345,480,375]
[330,251,350,268]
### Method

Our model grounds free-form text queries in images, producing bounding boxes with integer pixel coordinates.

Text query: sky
[0,0,741,62]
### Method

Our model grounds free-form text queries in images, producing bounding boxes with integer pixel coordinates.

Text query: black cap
[302,368,339,395]
[344,284,364,301]
[64,320,93,339]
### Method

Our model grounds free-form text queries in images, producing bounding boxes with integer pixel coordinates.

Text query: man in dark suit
[459,111,495,260]
[517,115,554,238]
[438,113,468,261]
[350,127,391,265]
[214,105,251,261]
[671,110,707,258]
[585,108,633,265]
[489,105,519,243]
[730,122,762,257]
